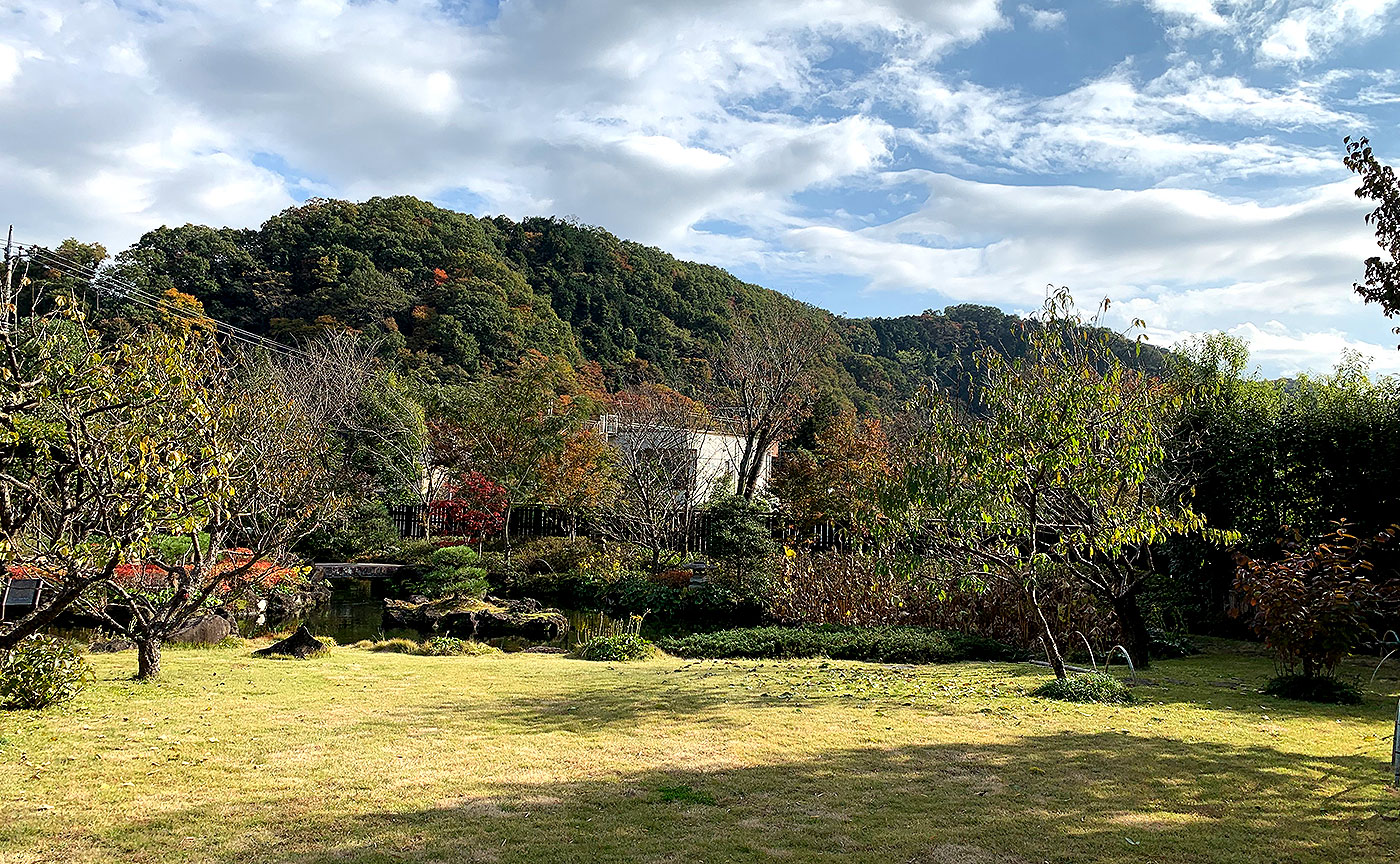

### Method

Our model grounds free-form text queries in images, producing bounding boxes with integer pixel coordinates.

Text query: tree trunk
[136,637,162,680]
[1030,588,1068,679]
[1110,588,1153,670]
[0,584,92,651]
[502,502,513,568]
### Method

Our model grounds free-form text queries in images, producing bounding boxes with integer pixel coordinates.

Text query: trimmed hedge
[658,626,1021,665]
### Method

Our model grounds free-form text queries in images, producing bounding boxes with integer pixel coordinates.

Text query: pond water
[46,579,624,651]
[256,578,609,651]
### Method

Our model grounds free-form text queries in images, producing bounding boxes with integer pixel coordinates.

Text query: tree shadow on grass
[328,655,1400,744]
[94,731,1400,864]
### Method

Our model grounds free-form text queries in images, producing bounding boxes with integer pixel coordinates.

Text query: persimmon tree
[911,289,1214,676]
[1,297,231,653]
[73,339,351,678]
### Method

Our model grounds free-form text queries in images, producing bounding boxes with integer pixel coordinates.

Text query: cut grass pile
[1030,670,1134,704]
[1,638,1397,863]
[658,624,1021,664]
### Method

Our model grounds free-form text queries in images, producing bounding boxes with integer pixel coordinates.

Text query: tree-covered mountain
[96,195,1167,410]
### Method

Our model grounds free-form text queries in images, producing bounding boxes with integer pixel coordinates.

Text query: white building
[596,413,776,505]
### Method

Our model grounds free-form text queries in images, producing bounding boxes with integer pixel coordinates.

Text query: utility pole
[2,225,13,334]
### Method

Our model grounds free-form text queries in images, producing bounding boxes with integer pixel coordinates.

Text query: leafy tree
[429,353,598,559]
[0,298,234,652]
[72,336,360,679]
[1166,339,1400,632]
[911,289,1211,675]
[1344,136,1400,339]
[771,409,896,533]
[426,472,508,541]
[110,225,278,329]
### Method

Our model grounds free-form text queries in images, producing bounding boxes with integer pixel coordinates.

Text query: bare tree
[598,386,706,572]
[713,303,832,499]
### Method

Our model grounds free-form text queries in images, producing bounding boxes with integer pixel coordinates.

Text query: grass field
[2,640,1399,863]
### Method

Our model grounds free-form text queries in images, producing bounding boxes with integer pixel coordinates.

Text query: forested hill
[97,195,1168,412]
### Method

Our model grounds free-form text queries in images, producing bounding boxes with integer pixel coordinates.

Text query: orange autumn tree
[429,352,604,560]
[772,409,899,538]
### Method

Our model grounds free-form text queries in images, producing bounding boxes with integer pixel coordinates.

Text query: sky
[2,0,1398,376]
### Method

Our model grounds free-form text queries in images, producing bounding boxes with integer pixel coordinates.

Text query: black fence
[386,503,855,552]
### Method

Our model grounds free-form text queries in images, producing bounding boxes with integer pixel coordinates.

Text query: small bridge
[312,563,409,580]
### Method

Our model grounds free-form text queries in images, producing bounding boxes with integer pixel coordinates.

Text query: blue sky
[2,0,1398,375]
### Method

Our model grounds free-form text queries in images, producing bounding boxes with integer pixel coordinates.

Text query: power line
[13,241,319,365]
[19,243,309,361]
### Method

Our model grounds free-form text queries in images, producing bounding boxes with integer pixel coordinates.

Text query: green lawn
[2,641,1398,863]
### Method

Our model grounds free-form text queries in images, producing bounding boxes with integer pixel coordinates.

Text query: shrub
[510,537,602,576]
[599,577,766,630]
[659,625,1019,664]
[1263,674,1363,704]
[389,539,442,566]
[1234,522,1398,680]
[296,500,402,562]
[1147,628,1200,660]
[367,638,421,654]
[573,634,656,662]
[1031,672,1134,704]
[169,635,247,651]
[705,495,777,582]
[1,636,96,709]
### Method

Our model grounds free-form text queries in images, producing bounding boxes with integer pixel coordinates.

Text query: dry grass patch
[0,638,1397,863]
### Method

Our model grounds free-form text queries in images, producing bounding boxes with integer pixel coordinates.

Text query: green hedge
[658,626,1021,665]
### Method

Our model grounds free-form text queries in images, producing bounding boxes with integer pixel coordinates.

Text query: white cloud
[1216,321,1400,376]
[778,173,1375,331]
[1143,0,1228,32]
[893,64,1344,183]
[1257,0,1400,65]
[1018,5,1067,30]
[0,0,1392,376]
[0,43,20,89]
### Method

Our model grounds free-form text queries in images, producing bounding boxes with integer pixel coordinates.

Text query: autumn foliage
[1234,522,1399,680]
[428,473,509,539]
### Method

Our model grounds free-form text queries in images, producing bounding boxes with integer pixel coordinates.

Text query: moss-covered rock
[382,596,568,641]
